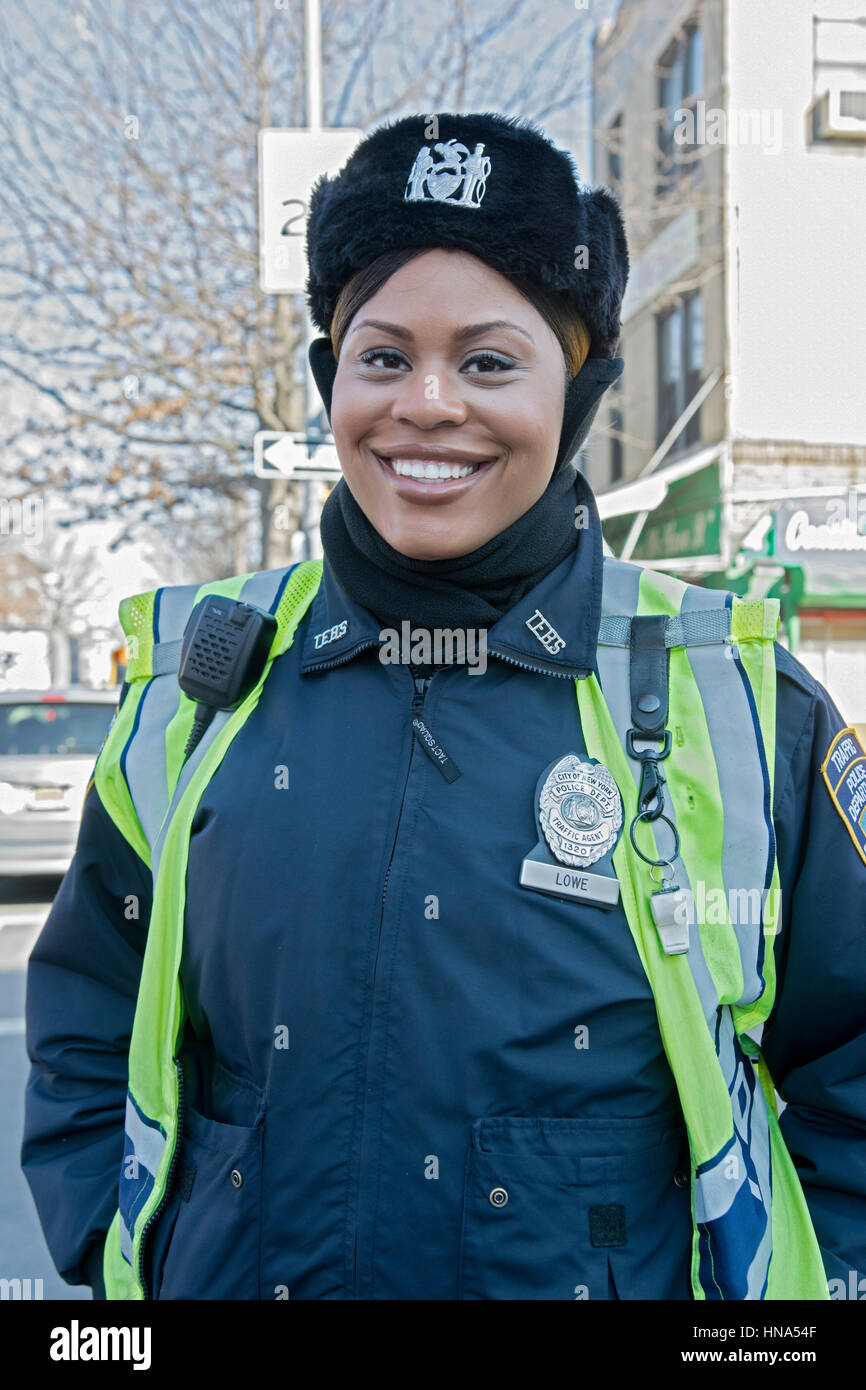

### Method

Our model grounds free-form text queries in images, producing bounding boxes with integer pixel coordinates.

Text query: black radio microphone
[177,595,278,764]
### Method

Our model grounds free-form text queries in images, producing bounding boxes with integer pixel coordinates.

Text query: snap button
[488,1186,509,1208]
[230,1168,243,1189]
[638,694,661,714]
[674,1170,690,1189]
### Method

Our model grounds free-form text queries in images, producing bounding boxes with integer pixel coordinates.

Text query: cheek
[505,391,563,474]
[331,362,385,429]
[329,373,362,443]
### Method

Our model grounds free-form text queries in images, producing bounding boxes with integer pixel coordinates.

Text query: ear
[308,336,338,421]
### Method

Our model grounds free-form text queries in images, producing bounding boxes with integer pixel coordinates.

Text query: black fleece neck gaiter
[318,459,585,636]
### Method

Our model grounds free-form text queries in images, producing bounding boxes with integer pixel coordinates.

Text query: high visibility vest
[93,556,829,1301]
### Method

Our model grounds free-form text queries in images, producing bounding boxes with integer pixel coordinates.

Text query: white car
[0,687,119,876]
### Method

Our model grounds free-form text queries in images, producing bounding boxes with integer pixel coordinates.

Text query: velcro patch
[821,727,866,868]
[589,1204,627,1247]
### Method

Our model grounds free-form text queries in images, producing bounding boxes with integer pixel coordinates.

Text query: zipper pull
[411,714,461,783]
[412,674,431,710]
[407,672,460,783]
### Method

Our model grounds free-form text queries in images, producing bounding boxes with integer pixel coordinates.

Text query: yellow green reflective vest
[92,555,829,1300]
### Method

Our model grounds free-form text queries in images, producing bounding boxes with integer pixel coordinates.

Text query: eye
[358,348,407,369]
[463,352,515,373]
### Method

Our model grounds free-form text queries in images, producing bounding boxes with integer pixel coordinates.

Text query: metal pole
[302,0,324,560]
[619,367,723,562]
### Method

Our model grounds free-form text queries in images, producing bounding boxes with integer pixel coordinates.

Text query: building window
[607,113,623,194]
[808,16,866,143]
[657,20,703,196]
[656,291,703,452]
[609,375,624,483]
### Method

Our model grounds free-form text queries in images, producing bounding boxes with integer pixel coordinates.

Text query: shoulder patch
[820,727,866,867]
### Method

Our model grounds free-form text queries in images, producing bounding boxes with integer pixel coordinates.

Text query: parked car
[0,687,119,876]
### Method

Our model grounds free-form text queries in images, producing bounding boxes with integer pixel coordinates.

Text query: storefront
[760,492,866,730]
[702,491,866,733]
[599,470,866,735]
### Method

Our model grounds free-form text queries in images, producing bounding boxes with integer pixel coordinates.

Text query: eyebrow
[348,317,534,344]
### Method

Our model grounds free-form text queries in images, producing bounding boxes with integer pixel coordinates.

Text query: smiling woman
[23,110,857,1311]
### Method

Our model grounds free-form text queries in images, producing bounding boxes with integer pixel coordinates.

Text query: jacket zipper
[352,670,431,1293]
[308,640,588,682]
[303,640,379,674]
[489,648,592,679]
[137,1052,185,1299]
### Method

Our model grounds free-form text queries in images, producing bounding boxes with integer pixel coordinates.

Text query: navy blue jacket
[21,533,866,1300]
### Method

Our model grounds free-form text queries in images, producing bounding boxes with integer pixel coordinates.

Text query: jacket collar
[300,471,602,680]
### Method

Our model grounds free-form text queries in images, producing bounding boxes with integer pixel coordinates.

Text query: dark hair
[329,247,592,383]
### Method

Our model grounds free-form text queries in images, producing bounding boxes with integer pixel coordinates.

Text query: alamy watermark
[674,101,783,155]
[378,622,487,675]
[0,1276,43,1299]
[49,1320,151,1370]
[672,882,782,933]
[0,494,44,542]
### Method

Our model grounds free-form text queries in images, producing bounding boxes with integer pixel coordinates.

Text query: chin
[378,520,478,561]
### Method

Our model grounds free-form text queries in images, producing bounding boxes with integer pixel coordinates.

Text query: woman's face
[330,249,567,560]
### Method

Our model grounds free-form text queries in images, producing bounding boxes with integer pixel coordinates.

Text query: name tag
[519,858,620,907]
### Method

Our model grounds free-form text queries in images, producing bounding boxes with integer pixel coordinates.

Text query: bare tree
[0,0,592,576]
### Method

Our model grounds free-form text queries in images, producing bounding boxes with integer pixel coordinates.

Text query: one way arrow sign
[253,431,342,480]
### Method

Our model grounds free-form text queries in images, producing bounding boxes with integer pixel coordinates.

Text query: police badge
[520,754,623,908]
[404,139,491,208]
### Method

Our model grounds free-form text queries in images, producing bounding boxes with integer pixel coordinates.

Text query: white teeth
[383,456,483,480]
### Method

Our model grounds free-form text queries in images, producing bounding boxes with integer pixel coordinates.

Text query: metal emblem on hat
[538,754,623,869]
[404,139,491,208]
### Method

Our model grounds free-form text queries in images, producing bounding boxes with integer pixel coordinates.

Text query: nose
[389,366,468,429]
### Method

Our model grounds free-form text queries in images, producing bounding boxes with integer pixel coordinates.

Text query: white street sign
[254,431,342,480]
[258,127,362,294]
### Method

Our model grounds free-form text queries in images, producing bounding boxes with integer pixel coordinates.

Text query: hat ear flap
[578,188,630,357]
[308,336,338,421]
[554,355,623,472]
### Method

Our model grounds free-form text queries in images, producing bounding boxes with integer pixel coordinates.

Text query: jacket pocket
[150,1049,265,1300]
[457,1111,691,1301]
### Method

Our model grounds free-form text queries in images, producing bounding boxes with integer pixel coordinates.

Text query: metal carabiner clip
[626,729,672,823]
[637,757,666,819]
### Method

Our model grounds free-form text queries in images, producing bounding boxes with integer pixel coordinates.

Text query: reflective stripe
[117,1091,167,1276]
[120,1214,134,1266]
[593,559,641,758]
[681,584,772,1005]
[124,1093,167,1176]
[123,674,184,849]
[120,580,201,851]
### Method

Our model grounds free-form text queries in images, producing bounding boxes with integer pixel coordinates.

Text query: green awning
[601,459,723,567]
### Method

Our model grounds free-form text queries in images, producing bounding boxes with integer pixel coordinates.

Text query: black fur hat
[305,111,629,471]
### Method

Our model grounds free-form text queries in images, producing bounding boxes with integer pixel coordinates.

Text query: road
[0,875,91,1300]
